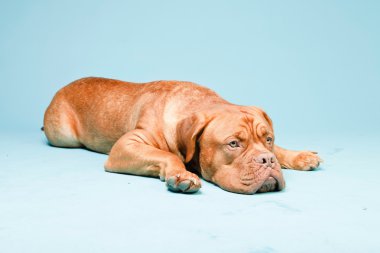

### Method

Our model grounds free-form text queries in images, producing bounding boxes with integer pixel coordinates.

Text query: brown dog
[43,77,321,194]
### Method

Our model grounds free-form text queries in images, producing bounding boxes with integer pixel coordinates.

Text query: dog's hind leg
[43,92,82,148]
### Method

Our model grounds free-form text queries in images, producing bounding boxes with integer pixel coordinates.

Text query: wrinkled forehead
[209,110,272,138]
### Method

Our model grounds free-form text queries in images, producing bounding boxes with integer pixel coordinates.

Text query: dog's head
[177,106,285,194]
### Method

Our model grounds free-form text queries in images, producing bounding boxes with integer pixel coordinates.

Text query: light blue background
[1,1,380,253]
[1,0,379,134]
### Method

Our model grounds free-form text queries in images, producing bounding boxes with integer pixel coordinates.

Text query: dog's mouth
[212,162,286,195]
[257,176,278,193]
[239,161,285,194]
[256,165,286,193]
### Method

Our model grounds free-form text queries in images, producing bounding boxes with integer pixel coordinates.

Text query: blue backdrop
[1,0,379,136]
[1,2,380,253]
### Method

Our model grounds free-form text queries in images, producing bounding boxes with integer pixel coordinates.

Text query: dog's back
[43,77,225,153]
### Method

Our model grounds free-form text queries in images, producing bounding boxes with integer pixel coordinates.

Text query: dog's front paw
[292,151,322,171]
[165,171,201,193]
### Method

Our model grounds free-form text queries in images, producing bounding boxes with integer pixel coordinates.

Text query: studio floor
[0,131,378,253]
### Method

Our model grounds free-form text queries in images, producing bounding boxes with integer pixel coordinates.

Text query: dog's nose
[256,153,276,168]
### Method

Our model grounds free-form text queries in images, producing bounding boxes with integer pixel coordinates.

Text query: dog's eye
[266,136,273,144]
[228,140,239,148]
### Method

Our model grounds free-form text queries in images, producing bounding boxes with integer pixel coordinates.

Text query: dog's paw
[165,171,201,193]
[292,151,323,171]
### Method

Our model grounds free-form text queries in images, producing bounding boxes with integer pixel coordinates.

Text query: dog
[43,77,321,194]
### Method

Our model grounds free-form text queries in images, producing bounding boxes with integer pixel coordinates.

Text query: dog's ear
[176,112,213,163]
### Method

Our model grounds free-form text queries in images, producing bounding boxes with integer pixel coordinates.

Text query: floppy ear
[176,113,212,163]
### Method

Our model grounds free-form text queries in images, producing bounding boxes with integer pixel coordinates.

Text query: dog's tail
[41,126,44,131]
